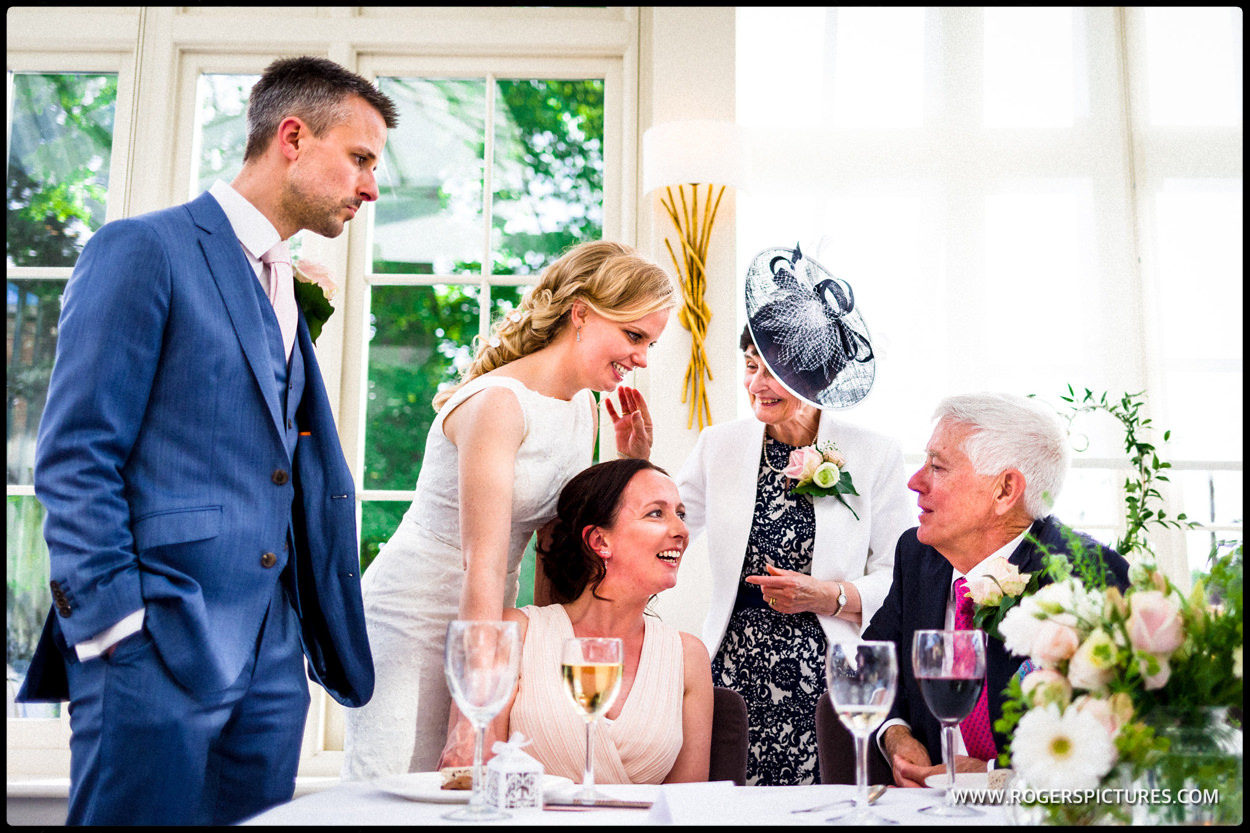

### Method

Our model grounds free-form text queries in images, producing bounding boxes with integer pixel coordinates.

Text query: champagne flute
[826,640,899,825]
[911,629,987,817]
[560,637,624,804]
[441,620,522,822]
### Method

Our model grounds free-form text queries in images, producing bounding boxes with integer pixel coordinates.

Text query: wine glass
[441,620,522,821]
[560,637,624,804]
[826,640,899,825]
[911,629,987,817]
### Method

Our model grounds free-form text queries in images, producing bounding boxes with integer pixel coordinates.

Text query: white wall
[636,7,739,642]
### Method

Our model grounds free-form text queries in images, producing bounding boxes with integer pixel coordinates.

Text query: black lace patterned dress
[710,434,828,786]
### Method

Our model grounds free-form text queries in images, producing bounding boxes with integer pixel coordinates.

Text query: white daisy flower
[1012,704,1116,792]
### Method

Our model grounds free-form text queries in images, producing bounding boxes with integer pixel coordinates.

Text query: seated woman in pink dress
[488,458,713,783]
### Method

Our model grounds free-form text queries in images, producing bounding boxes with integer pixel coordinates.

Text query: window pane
[7,495,59,717]
[831,7,925,128]
[1145,7,1242,126]
[1187,531,1242,582]
[374,78,487,276]
[1052,467,1123,531]
[7,280,64,487]
[361,500,408,573]
[984,7,1076,127]
[984,190,1091,366]
[364,285,526,494]
[492,79,604,275]
[6,72,117,268]
[1155,185,1243,461]
[194,74,257,196]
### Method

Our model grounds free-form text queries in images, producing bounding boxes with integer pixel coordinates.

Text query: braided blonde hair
[432,241,678,411]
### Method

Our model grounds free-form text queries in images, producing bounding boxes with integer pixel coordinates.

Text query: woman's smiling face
[578,306,670,392]
[742,345,806,427]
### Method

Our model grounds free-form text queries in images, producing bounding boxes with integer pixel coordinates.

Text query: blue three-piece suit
[18,192,373,825]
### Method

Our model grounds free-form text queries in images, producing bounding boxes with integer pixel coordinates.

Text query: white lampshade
[642,119,749,194]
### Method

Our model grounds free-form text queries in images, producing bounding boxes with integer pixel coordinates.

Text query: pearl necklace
[761,431,816,475]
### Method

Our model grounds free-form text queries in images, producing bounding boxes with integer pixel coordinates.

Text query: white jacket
[675,412,913,657]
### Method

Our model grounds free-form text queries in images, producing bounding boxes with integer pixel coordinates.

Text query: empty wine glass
[826,640,899,825]
[911,629,987,817]
[441,620,522,821]
[560,637,624,804]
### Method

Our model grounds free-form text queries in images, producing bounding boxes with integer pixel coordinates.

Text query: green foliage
[1058,386,1200,558]
[360,79,605,573]
[7,73,117,267]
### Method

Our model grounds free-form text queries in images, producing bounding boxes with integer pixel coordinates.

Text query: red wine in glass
[918,676,984,723]
[911,629,986,817]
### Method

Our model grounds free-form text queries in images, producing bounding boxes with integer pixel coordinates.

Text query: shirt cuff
[875,717,911,764]
[74,608,145,661]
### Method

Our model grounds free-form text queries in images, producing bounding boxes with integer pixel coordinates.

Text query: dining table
[239,777,1013,826]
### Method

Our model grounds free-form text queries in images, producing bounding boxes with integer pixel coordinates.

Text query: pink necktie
[261,241,297,361]
[953,577,997,761]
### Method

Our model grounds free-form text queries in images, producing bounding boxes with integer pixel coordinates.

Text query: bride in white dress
[342,241,679,779]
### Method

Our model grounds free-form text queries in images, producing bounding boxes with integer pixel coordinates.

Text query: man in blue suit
[17,56,398,825]
[862,393,1130,788]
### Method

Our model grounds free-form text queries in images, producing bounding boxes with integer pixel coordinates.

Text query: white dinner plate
[924,771,990,791]
[375,772,574,804]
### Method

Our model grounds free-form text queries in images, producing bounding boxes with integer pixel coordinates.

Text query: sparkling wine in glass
[560,637,624,804]
[911,629,986,817]
[827,640,899,825]
[441,620,522,822]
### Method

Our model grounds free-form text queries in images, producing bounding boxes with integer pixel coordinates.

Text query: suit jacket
[675,413,913,655]
[862,515,1130,765]
[19,192,373,707]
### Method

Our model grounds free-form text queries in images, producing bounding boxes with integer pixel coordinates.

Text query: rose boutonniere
[293,260,337,345]
[782,439,861,520]
[967,554,1037,641]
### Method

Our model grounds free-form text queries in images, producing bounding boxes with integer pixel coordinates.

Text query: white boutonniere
[293,260,337,345]
[782,439,861,520]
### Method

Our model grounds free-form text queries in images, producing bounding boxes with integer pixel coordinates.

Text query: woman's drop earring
[576,327,582,343]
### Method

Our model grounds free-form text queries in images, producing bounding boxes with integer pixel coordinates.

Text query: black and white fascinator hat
[744,243,875,409]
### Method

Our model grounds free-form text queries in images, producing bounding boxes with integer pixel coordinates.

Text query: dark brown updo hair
[538,457,670,604]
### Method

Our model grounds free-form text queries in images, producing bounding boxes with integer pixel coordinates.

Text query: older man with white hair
[861,392,1131,787]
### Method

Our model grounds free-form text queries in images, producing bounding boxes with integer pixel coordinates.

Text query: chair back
[815,690,894,785]
[708,686,748,785]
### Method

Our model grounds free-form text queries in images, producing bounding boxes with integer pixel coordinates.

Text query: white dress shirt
[875,530,1028,771]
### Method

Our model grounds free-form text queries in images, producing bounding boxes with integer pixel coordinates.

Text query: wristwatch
[833,582,847,616]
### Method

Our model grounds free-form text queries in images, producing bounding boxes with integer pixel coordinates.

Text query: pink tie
[953,577,997,761]
[261,241,297,361]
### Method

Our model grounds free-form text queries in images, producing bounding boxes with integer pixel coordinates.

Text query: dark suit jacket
[862,515,1130,766]
[18,192,373,707]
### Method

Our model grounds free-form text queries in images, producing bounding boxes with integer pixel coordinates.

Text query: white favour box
[484,735,544,810]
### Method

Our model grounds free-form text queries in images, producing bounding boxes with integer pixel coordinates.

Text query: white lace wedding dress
[341,375,595,780]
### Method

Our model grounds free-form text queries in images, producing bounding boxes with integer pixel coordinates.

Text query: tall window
[736,7,1242,581]
[358,73,605,603]
[7,71,119,717]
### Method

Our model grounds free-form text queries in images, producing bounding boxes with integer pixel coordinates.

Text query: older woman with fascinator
[676,244,912,785]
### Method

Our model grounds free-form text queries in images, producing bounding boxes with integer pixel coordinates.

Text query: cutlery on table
[791,783,888,814]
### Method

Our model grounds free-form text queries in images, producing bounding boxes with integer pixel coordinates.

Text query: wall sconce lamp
[642,119,748,430]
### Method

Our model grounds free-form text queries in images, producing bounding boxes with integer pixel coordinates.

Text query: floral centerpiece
[994,538,1243,825]
[782,439,860,519]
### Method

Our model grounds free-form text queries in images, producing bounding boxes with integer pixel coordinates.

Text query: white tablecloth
[239,779,1012,826]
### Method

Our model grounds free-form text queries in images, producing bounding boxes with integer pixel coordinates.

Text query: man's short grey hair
[244,56,398,162]
[933,392,1069,519]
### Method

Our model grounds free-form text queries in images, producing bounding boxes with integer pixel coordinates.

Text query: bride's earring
[576,326,582,343]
